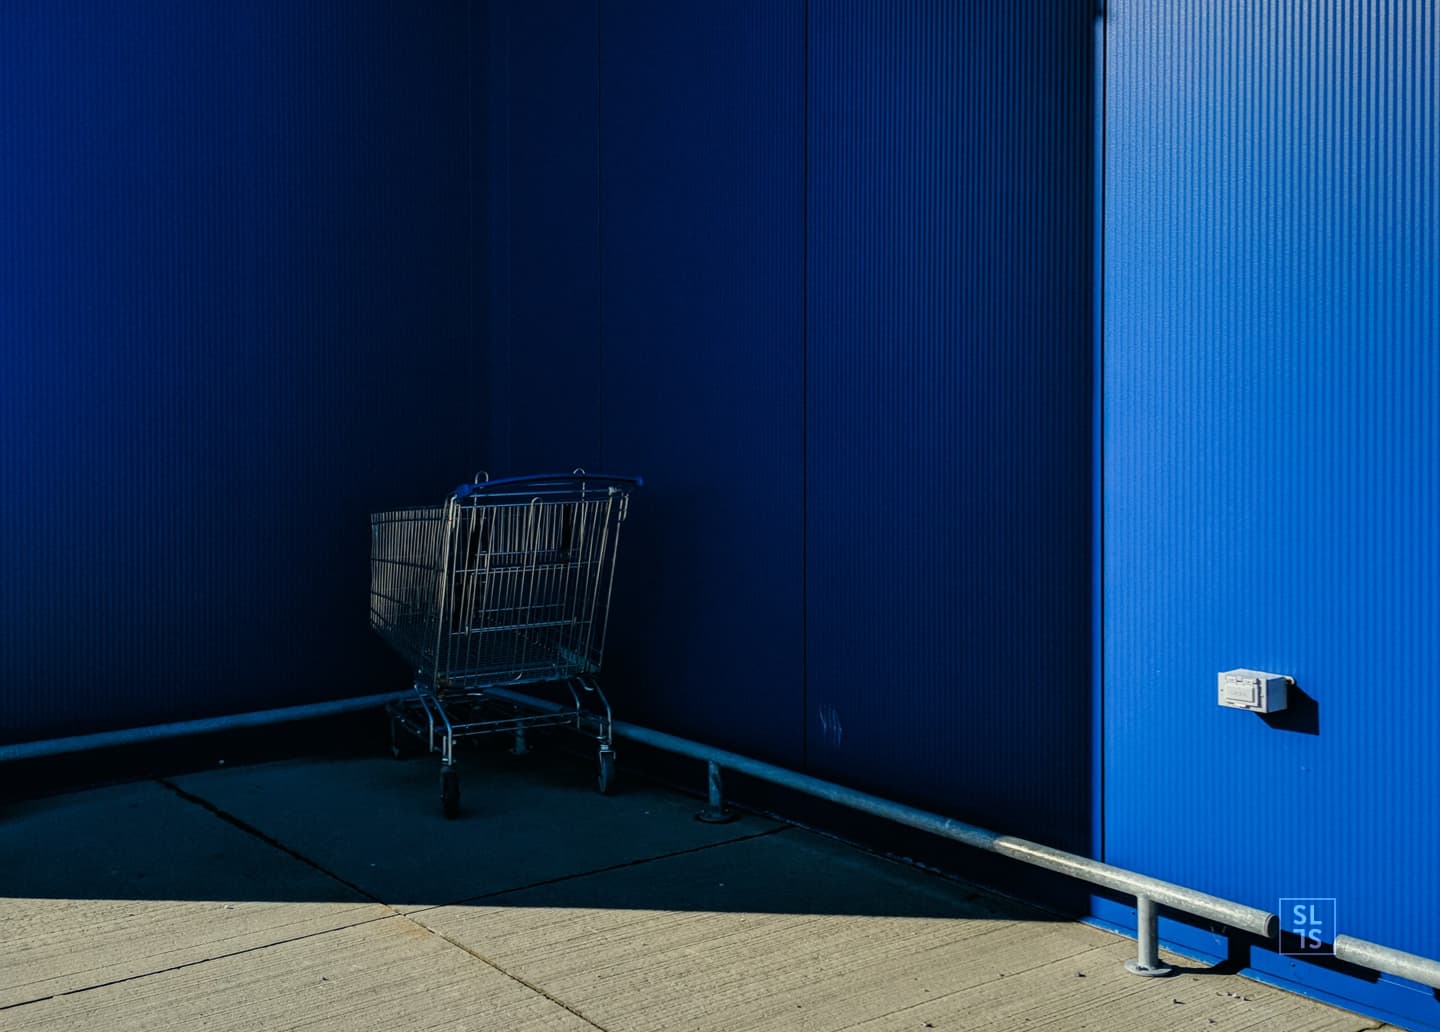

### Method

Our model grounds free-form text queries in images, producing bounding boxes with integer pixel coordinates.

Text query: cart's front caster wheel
[440,767,461,819]
[597,749,617,795]
[390,717,420,761]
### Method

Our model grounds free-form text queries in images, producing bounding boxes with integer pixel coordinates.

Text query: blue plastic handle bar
[453,473,644,499]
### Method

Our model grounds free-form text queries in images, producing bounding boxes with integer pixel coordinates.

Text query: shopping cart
[369,471,641,817]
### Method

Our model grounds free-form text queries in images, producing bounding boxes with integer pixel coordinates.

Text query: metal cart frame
[369,471,640,816]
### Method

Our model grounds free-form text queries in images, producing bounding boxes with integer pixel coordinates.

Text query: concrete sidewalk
[0,746,1392,1031]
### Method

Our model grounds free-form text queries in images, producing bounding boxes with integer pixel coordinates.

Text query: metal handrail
[486,687,1440,991]
[0,692,407,763]
[4,688,1437,993]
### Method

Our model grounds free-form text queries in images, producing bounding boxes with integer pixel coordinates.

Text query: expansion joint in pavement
[411,823,793,913]
[149,775,791,1030]
[409,923,614,1032]
[154,777,386,905]
[0,913,396,1013]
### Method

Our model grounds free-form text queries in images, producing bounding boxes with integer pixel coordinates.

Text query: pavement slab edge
[0,780,388,1009]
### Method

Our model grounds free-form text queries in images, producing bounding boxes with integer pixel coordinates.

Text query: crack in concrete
[159,774,789,914]
[155,777,387,905]
[408,922,614,1032]
[3,776,774,1025]
[404,823,793,915]
[0,912,396,1013]
[140,774,790,1032]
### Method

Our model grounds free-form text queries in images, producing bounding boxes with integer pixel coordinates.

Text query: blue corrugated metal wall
[486,0,602,475]
[806,0,1094,845]
[486,1,1094,817]
[1103,1,1440,1026]
[0,1,485,743]
[597,0,807,761]
[485,0,805,760]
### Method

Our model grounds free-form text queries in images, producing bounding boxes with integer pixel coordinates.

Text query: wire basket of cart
[369,471,641,817]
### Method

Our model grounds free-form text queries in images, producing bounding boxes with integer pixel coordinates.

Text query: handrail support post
[1125,895,1175,977]
[696,760,738,823]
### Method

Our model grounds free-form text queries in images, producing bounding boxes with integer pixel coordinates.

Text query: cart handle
[453,472,644,499]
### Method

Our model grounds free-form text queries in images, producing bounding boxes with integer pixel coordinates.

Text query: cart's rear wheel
[390,716,420,761]
[440,767,461,818]
[597,749,617,795]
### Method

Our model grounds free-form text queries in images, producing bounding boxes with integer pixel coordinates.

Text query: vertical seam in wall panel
[468,0,476,428]
[1097,0,1108,865]
[801,0,810,768]
[501,6,515,472]
[596,0,605,468]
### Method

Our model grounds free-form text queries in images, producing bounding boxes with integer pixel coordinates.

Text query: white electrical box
[1218,669,1290,713]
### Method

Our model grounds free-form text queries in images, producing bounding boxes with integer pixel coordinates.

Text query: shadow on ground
[0,738,1038,922]
[1,728,1392,1032]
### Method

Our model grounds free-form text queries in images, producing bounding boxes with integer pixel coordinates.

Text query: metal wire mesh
[369,507,447,670]
[370,478,632,692]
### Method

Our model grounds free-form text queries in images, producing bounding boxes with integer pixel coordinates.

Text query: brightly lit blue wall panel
[1104,2,1440,1026]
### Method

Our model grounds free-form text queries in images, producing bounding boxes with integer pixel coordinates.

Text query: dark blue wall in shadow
[0,0,487,742]
[484,0,1094,853]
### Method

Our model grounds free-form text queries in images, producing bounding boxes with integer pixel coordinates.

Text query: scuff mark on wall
[818,704,843,748]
